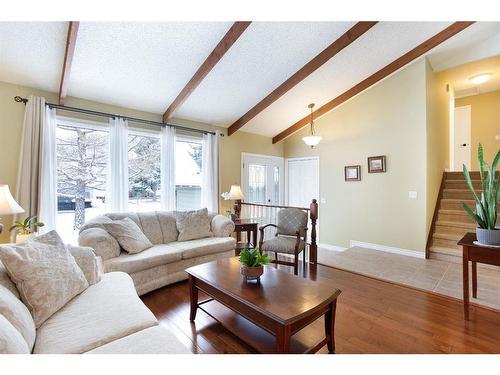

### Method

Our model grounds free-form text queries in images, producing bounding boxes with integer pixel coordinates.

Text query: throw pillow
[0,231,89,328]
[102,217,153,254]
[175,208,213,241]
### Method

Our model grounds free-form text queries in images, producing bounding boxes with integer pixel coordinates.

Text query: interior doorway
[453,105,472,171]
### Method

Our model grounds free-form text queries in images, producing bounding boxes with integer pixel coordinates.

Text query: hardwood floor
[141,261,500,354]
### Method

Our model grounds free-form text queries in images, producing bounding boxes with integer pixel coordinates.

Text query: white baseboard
[349,240,425,259]
[318,243,347,252]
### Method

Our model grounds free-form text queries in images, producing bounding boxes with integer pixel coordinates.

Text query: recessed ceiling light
[469,73,492,85]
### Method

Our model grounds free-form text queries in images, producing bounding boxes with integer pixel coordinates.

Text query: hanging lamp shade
[302,103,321,148]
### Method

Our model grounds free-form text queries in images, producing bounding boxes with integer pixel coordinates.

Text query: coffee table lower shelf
[197,299,328,354]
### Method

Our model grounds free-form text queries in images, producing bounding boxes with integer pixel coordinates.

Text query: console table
[232,218,258,255]
[457,232,500,320]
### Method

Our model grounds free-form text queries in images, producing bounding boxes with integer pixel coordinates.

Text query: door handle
[461,143,467,147]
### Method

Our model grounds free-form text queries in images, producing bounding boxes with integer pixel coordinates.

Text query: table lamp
[0,185,25,235]
[228,185,245,219]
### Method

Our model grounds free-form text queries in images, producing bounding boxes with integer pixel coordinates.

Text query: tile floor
[318,247,500,311]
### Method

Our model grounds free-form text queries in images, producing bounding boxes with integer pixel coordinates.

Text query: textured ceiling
[0,22,67,92]
[1,21,499,138]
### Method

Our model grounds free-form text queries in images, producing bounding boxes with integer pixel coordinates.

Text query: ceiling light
[469,73,492,85]
[302,103,322,148]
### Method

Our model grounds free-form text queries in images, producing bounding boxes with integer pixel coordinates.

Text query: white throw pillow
[0,231,89,328]
[175,208,213,241]
[102,217,153,254]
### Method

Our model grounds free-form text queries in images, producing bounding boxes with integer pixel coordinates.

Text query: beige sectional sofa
[0,245,190,354]
[78,211,236,295]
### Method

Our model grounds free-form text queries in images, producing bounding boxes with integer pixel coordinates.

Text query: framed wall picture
[344,165,361,181]
[368,155,386,173]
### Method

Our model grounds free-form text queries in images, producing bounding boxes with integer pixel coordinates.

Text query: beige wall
[425,59,450,234]
[283,59,429,252]
[0,80,282,242]
[456,90,500,168]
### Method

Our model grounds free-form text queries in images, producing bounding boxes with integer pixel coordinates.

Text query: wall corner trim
[349,240,425,259]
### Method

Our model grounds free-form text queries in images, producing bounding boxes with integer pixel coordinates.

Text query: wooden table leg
[236,231,241,243]
[472,261,477,299]
[462,246,469,320]
[252,227,257,248]
[189,275,198,322]
[325,300,337,353]
[275,325,291,353]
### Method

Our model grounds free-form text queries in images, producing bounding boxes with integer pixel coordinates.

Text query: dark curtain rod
[14,96,219,136]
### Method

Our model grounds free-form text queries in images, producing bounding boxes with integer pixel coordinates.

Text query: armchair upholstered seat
[259,207,308,275]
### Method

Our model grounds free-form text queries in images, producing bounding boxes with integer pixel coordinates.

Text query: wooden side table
[232,218,258,255]
[458,232,500,320]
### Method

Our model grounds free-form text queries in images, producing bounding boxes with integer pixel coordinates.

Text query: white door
[241,153,283,205]
[285,157,320,244]
[454,105,471,171]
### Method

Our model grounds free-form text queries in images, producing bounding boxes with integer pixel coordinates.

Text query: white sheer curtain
[201,131,219,213]
[160,126,176,211]
[38,107,57,233]
[106,117,129,212]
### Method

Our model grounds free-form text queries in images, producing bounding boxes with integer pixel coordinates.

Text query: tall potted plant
[462,144,500,246]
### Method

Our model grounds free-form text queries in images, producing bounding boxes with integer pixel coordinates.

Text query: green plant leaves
[462,143,499,230]
[239,247,270,267]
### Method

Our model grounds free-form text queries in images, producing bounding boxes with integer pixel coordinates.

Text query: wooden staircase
[427,171,494,263]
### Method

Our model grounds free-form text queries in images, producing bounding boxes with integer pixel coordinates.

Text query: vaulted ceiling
[1,21,499,140]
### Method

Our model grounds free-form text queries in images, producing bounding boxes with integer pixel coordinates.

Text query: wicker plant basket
[240,265,263,281]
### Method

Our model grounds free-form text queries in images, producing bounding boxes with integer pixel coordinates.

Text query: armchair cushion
[211,215,235,237]
[277,208,308,237]
[261,236,305,254]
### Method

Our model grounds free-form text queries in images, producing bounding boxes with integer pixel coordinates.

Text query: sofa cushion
[78,227,121,260]
[104,244,183,274]
[136,212,163,245]
[33,272,157,354]
[0,261,19,298]
[157,211,179,243]
[0,231,88,328]
[79,215,113,233]
[169,237,236,260]
[0,284,36,351]
[68,245,103,286]
[175,208,213,241]
[105,212,141,227]
[102,217,153,254]
[0,314,30,354]
[84,325,190,354]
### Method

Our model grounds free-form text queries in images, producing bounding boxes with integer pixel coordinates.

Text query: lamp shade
[0,185,24,215]
[227,185,245,200]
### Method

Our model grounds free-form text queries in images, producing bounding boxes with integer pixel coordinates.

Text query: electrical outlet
[321,197,326,204]
[496,135,500,141]
[408,191,417,199]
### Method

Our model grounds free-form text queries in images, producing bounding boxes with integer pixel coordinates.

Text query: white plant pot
[15,233,35,244]
[476,228,500,246]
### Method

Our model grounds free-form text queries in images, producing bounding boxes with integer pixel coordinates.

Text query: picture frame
[344,165,361,181]
[368,155,386,173]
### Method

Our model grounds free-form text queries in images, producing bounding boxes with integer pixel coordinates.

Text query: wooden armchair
[258,207,308,275]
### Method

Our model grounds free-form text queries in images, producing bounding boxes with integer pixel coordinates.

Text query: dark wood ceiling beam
[163,21,251,122]
[227,21,378,136]
[272,21,475,144]
[59,21,80,105]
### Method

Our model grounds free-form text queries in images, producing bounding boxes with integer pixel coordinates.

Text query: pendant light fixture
[302,103,322,148]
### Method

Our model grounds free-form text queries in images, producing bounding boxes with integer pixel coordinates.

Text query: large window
[175,136,202,210]
[128,130,161,212]
[56,118,109,244]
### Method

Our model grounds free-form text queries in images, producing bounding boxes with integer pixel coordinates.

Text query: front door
[241,153,283,205]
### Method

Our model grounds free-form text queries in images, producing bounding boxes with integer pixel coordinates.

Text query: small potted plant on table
[9,215,45,243]
[239,247,270,282]
[462,143,500,246]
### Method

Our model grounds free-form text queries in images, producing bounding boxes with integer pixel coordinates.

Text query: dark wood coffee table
[186,257,341,354]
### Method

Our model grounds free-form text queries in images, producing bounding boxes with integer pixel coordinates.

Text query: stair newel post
[309,199,318,265]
